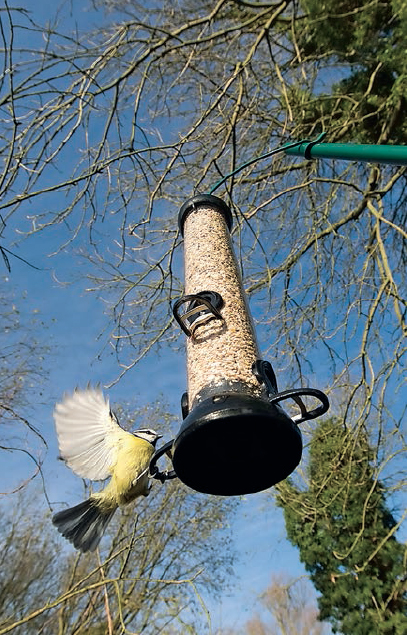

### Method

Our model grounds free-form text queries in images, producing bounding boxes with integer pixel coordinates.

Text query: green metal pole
[284,141,407,166]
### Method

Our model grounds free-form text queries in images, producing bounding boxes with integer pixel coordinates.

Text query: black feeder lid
[171,392,302,496]
[178,194,233,236]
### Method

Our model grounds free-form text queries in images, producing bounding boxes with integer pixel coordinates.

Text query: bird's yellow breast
[99,435,155,508]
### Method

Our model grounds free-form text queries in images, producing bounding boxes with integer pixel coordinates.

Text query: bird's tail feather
[52,498,116,553]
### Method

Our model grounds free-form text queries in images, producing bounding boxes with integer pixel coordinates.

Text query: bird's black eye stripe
[133,429,157,438]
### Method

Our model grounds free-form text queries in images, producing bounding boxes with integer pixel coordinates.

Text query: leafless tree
[213,574,330,635]
[246,574,331,635]
[0,0,405,611]
[0,284,48,493]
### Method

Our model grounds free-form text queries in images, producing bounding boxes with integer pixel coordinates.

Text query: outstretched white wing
[54,386,129,481]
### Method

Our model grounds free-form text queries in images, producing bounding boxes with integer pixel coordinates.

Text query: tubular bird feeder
[154,194,329,496]
[150,135,407,494]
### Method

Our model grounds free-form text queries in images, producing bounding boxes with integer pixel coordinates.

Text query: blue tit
[52,387,162,553]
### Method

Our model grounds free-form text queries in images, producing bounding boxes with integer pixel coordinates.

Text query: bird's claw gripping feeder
[150,193,329,495]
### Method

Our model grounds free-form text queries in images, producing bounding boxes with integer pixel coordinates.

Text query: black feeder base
[171,392,302,496]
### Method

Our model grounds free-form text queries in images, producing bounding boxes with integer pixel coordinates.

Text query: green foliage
[276,419,407,634]
[300,0,394,59]
[296,0,407,142]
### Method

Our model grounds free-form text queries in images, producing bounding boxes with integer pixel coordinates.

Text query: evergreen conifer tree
[277,420,407,634]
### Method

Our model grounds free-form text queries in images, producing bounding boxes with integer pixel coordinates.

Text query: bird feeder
[150,194,329,496]
[150,134,406,494]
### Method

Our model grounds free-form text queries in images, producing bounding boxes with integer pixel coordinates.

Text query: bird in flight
[52,386,161,552]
